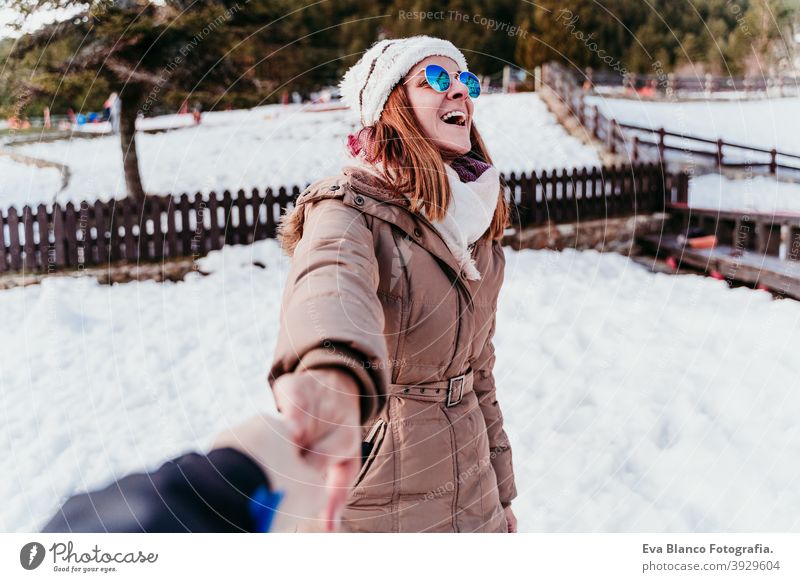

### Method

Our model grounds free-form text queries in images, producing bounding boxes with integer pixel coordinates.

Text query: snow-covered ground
[1,93,601,209]
[588,96,800,155]
[2,240,799,532]
[689,173,800,213]
[0,156,63,200]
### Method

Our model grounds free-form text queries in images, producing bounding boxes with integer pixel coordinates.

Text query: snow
[588,96,800,155]
[2,240,799,532]
[0,156,63,208]
[1,93,600,208]
[689,173,800,213]
[0,5,84,39]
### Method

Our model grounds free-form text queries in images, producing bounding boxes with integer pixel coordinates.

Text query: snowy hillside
[1,240,798,533]
[588,96,800,155]
[1,93,601,209]
[689,173,800,213]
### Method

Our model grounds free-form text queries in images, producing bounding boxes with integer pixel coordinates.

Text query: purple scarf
[447,153,492,183]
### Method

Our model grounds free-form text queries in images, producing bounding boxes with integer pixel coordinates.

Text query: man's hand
[272,368,362,532]
[212,413,327,533]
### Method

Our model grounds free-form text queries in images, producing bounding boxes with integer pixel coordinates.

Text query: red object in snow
[665,256,678,270]
[710,270,725,280]
[687,235,717,249]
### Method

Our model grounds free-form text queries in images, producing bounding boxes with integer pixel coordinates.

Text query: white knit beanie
[339,35,469,128]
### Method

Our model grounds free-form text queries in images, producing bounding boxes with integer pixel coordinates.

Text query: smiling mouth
[440,110,467,127]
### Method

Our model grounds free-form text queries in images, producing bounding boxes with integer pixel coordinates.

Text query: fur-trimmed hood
[277,164,410,257]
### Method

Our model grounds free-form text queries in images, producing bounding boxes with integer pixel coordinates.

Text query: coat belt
[387,369,473,407]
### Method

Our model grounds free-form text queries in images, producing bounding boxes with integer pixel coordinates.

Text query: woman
[269,35,517,533]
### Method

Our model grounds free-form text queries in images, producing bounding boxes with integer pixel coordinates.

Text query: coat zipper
[364,196,473,369]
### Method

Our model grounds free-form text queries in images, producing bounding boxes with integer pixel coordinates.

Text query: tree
[6,0,258,201]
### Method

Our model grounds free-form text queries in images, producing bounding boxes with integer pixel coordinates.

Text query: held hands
[212,413,328,533]
[271,367,362,532]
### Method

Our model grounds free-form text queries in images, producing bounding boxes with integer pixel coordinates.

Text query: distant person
[108,92,120,134]
[42,414,333,533]
[192,102,202,124]
[102,96,111,121]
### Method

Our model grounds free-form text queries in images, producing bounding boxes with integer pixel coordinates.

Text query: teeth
[440,110,466,125]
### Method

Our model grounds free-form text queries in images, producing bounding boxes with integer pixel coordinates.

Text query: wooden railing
[543,62,800,175]
[583,68,799,97]
[0,163,674,274]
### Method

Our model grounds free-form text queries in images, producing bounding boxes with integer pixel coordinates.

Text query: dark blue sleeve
[41,448,275,533]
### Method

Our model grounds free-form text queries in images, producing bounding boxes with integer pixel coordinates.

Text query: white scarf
[348,156,500,280]
[425,163,499,280]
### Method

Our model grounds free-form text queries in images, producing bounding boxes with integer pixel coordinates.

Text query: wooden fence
[0,163,674,274]
[543,62,800,176]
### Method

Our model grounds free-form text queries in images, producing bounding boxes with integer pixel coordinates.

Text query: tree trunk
[119,86,146,202]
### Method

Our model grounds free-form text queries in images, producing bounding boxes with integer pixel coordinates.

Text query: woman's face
[402,55,474,156]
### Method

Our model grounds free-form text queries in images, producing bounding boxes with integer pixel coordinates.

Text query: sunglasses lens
[425,64,451,92]
[460,72,481,98]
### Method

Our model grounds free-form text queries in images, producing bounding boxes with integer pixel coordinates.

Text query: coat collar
[339,163,490,306]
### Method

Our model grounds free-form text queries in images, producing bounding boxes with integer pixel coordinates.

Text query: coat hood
[277,164,410,257]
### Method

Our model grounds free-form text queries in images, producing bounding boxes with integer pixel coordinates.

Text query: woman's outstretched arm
[269,189,389,423]
[268,184,389,527]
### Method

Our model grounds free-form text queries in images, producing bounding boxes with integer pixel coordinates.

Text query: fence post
[633,136,639,163]
[677,171,689,205]
[22,206,36,271]
[609,119,619,154]
[658,128,666,162]
[716,139,724,169]
[0,210,6,273]
[769,149,777,174]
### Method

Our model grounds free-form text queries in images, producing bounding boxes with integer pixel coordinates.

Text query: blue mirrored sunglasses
[407,64,481,99]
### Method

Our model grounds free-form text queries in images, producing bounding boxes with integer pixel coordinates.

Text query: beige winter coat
[269,164,517,532]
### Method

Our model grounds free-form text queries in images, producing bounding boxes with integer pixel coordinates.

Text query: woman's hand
[504,505,518,533]
[272,368,362,531]
[212,413,327,532]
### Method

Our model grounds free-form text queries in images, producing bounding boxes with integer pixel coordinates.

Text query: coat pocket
[354,418,387,489]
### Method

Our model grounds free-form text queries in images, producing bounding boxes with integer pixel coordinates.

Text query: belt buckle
[446,374,465,408]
